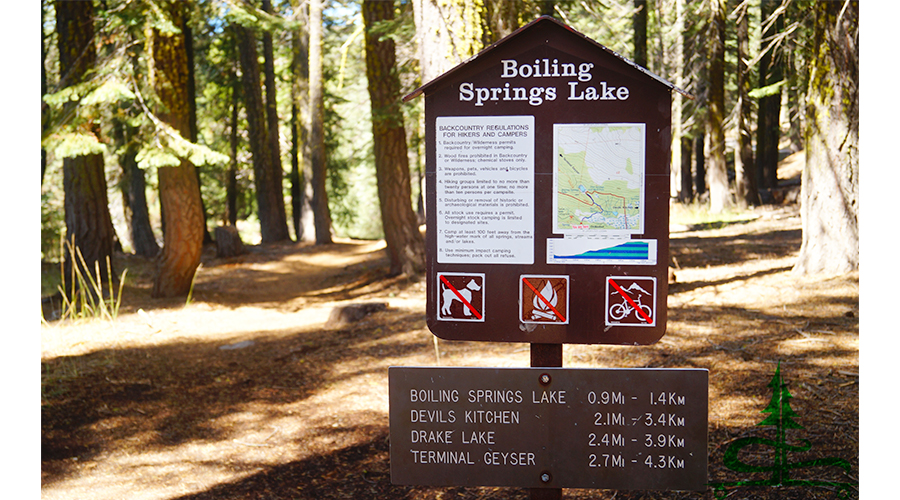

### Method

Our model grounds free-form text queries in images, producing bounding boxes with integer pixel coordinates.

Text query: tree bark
[290,4,316,242]
[362,0,426,277]
[115,118,160,258]
[182,12,214,245]
[228,60,240,227]
[261,0,291,241]
[484,0,520,43]
[55,0,117,295]
[309,0,333,244]
[679,136,693,203]
[412,0,484,83]
[795,1,858,275]
[42,1,49,185]
[756,0,782,192]
[706,0,729,213]
[734,0,757,207]
[632,0,648,68]
[237,23,291,243]
[694,134,706,197]
[150,1,205,298]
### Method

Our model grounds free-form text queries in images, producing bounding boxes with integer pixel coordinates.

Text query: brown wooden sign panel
[389,367,708,490]
[412,17,676,345]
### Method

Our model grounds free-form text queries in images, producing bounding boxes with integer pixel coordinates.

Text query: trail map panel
[553,123,646,235]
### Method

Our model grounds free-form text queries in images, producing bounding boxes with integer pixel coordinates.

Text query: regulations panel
[390,367,708,490]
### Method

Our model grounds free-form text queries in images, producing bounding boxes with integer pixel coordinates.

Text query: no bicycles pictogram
[605,276,656,327]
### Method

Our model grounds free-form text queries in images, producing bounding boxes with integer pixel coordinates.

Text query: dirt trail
[41,207,858,499]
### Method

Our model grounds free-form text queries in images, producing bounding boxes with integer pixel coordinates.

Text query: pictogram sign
[520,275,569,324]
[437,273,485,322]
[605,276,656,327]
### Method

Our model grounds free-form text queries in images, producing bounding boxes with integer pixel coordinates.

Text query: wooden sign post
[398,16,701,498]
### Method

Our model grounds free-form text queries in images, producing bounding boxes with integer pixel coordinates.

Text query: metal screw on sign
[539,373,551,385]
[541,472,552,483]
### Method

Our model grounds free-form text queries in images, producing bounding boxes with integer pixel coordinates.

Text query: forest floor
[41,187,859,498]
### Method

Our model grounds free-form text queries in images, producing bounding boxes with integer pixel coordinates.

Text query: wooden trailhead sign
[405,16,689,346]
[390,367,708,491]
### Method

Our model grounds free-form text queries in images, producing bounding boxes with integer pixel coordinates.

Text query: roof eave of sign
[403,15,694,103]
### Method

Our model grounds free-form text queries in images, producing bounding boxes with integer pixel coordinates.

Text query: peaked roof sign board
[406,16,688,346]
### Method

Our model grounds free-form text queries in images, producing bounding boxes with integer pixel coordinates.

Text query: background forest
[40,0,858,306]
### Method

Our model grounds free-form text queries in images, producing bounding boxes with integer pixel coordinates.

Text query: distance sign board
[389,367,708,491]
[407,16,687,345]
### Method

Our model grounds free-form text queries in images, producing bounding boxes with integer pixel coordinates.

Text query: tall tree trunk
[679,136,693,203]
[55,0,117,295]
[182,12,214,245]
[734,0,757,206]
[363,0,426,277]
[795,1,858,275]
[238,23,291,243]
[261,0,291,241]
[484,0,520,43]
[706,0,729,213]
[42,1,49,185]
[412,0,484,83]
[150,1,205,298]
[115,118,160,258]
[694,133,706,197]
[308,0,332,244]
[669,0,684,199]
[227,64,240,227]
[756,0,782,192]
[632,0,648,68]
[291,4,316,242]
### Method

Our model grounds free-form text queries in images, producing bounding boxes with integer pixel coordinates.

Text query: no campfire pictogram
[605,276,656,327]
[520,275,569,324]
[437,273,485,322]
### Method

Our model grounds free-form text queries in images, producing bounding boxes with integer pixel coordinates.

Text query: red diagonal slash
[440,275,482,320]
[522,278,566,322]
[608,278,653,323]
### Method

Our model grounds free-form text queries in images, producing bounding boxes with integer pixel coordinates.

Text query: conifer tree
[55,0,117,295]
[149,1,205,297]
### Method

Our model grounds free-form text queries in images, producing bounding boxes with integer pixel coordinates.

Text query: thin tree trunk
[182,13,214,245]
[115,118,160,257]
[706,0,729,213]
[261,0,291,241]
[363,0,425,277]
[291,5,315,242]
[42,1,49,185]
[694,133,706,197]
[679,136,693,203]
[795,1,858,275]
[633,0,648,68]
[484,0,519,43]
[55,0,117,295]
[309,0,332,244]
[756,0,782,192]
[238,23,290,243]
[150,0,204,298]
[734,0,756,206]
[227,66,240,227]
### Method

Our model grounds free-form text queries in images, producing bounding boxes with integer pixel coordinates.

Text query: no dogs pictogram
[605,276,656,327]
[437,273,485,322]
[520,275,569,324]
